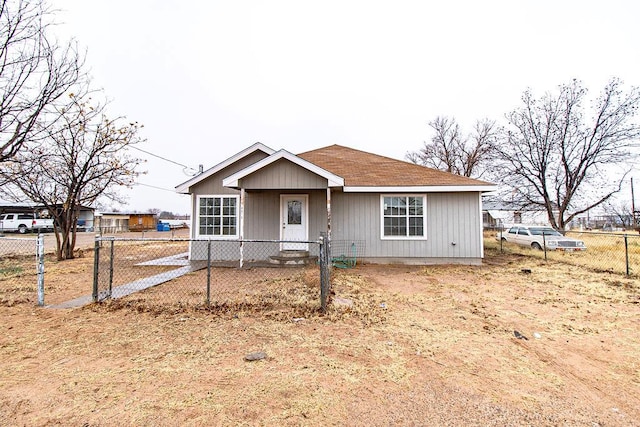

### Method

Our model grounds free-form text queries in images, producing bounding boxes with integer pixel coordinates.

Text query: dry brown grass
[487,230,640,276]
[0,253,49,306]
[100,267,322,319]
[1,244,639,425]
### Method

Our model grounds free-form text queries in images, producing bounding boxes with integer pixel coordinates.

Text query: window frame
[196,194,240,239]
[380,194,427,240]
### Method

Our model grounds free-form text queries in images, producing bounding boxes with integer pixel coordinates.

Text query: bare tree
[159,210,175,219]
[602,199,634,228]
[0,0,82,163]
[0,90,144,260]
[406,116,496,178]
[494,79,640,230]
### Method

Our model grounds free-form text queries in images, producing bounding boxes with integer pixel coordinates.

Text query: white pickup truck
[0,213,55,234]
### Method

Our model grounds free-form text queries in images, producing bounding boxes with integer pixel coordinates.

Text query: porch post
[326,187,332,242]
[240,188,245,240]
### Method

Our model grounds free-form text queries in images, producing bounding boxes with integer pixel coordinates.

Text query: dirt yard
[1,247,639,426]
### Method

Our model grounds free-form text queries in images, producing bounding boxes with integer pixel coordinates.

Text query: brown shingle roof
[297,145,492,187]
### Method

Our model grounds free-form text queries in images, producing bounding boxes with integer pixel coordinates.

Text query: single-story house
[482,198,552,229]
[0,200,41,215]
[176,143,496,265]
[95,213,131,233]
[96,212,158,233]
[482,197,587,230]
[128,213,158,231]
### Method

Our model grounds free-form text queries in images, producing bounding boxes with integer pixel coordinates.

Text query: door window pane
[288,200,302,225]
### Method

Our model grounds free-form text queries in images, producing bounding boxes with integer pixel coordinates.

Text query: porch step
[279,250,310,258]
[269,250,317,267]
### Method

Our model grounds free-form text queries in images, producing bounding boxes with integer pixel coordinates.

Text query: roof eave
[175,142,275,194]
[343,185,498,193]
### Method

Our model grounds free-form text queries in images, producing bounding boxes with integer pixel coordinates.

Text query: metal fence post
[92,236,100,302]
[325,234,331,309]
[36,234,45,306]
[108,238,115,298]
[206,239,212,307]
[319,233,330,313]
[320,235,326,312]
[624,234,630,276]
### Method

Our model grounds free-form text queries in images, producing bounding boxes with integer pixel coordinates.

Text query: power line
[129,145,199,174]
[135,182,181,193]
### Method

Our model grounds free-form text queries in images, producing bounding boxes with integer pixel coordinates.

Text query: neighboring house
[96,213,130,233]
[50,203,95,231]
[0,200,41,215]
[176,143,496,265]
[96,212,158,232]
[128,213,158,231]
[482,197,593,230]
[483,198,553,229]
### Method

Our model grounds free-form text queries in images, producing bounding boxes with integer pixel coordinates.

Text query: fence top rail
[0,236,39,242]
[566,230,640,238]
[95,236,322,244]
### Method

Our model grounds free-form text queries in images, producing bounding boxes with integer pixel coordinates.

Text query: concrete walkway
[48,252,201,309]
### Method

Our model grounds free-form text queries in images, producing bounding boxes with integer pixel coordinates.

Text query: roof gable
[222,149,344,188]
[175,142,275,193]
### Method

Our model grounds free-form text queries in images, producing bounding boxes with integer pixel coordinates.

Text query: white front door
[280,194,309,250]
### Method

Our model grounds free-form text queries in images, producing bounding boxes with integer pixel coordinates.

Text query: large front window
[381,195,425,238]
[198,195,238,237]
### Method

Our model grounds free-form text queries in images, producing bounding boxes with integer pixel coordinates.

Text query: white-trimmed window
[381,195,426,239]
[197,195,239,238]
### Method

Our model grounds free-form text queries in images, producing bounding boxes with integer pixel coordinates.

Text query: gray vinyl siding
[331,191,482,260]
[190,189,327,260]
[242,190,327,240]
[243,192,280,239]
[190,151,270,196]
[188,151,270,238]
[308,190,328,240]
[240,159,328,190]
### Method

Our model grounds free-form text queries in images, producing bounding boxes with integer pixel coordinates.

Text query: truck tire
[531,242,542,251]
[18,224,28,234]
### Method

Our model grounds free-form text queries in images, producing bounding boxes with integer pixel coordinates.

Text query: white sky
[53,0,640,214]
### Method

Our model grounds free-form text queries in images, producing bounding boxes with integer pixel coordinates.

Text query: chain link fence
[490,230,640,276]
[0,235,45,306]
[92,235,331,314]
[330,240,365,269]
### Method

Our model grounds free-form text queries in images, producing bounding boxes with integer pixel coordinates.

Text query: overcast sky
[54,0,640,215]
